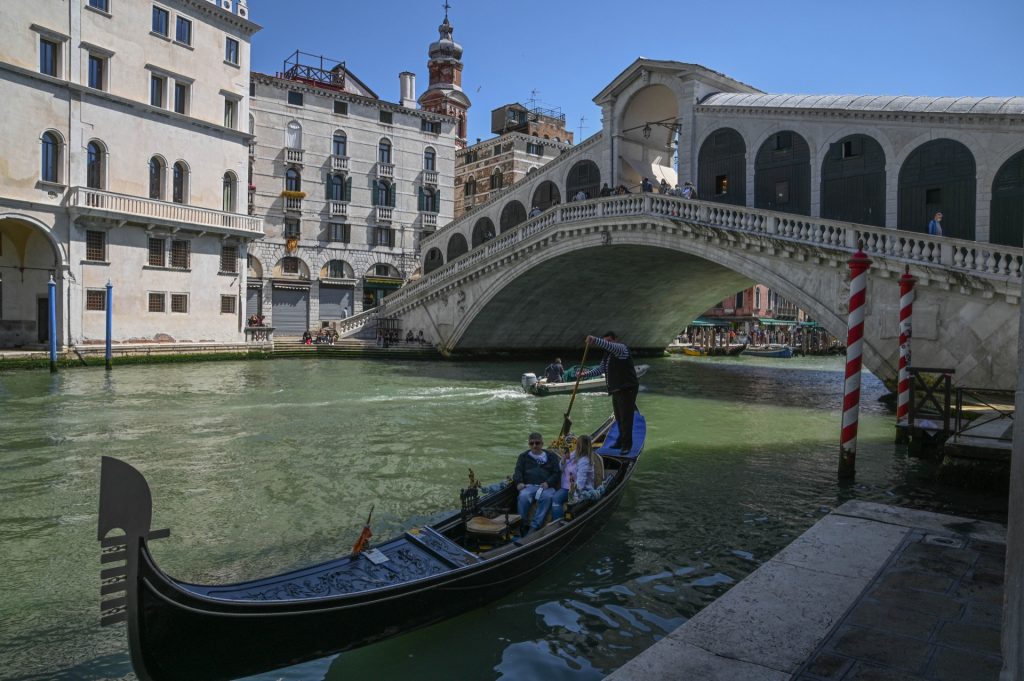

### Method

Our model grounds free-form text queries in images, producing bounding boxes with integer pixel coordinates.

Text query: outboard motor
[521,372,539,393]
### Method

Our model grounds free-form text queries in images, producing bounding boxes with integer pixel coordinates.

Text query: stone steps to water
[273,339,440,360]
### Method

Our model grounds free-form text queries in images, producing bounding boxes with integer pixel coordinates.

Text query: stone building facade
[248,50,458,335]
[0,0,260,348]
[453,104,573,220]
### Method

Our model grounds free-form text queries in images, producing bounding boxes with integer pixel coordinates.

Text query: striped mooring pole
[896,267,916,429]
[839,248,872,480]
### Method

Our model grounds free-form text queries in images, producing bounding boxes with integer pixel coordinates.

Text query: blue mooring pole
[47,276,57,373]
[105,281,113,371]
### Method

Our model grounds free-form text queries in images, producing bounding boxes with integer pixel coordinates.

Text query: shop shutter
[271,287,308,335]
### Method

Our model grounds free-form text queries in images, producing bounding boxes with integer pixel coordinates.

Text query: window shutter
[325,175,333,200]
[389,183,396,207]
[389,229,395,248]
[372,180,378,206]
[436,189,441,212]
[344,176,352,202]
[418,187,424,211]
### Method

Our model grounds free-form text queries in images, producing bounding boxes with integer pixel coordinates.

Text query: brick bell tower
[418,4,471,148]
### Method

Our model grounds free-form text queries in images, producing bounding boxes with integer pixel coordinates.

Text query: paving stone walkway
[605,501,1006,681]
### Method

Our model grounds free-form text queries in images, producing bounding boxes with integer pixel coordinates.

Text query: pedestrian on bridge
[599,183,612,197]
[641,177,653,193]
[580,332,639,453]
[681,181,697,199]
[928,211,943,236]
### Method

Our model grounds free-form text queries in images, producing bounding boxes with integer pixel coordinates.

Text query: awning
[365,276,403,289]
[690,318,732,327]
[757,318,798,326]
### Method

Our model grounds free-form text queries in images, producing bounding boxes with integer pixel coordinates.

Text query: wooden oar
[559,339,591,438]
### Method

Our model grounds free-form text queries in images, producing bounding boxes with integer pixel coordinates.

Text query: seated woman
[551,434,597,520]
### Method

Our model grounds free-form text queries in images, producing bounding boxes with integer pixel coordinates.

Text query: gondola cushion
[467,514,521,535]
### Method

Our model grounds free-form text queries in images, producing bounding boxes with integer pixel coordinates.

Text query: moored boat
[97,413,647,681]
[521,364,650,396]
[673,344,746,357]
[742,344,795,358]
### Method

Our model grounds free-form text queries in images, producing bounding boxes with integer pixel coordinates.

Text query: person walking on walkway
[928,211,943,236]
[641,177,653,193]
[580,332,639,453]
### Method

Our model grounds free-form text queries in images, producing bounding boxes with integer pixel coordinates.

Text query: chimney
[400,72,416,108]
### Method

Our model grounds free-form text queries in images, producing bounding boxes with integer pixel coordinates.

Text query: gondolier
[581,331,639,453]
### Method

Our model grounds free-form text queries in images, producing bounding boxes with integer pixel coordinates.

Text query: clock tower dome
[418,6,471,148]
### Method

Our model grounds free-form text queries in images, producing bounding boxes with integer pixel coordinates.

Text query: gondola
[520,364,650,396]
[96,412,647,681]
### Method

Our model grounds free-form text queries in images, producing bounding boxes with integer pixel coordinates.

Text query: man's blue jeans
[517,485,556,533]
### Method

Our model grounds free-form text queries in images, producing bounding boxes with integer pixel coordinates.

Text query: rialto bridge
[330,59,1024,390]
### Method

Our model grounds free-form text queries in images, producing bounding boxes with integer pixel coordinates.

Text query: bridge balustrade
[379,194,1023,326]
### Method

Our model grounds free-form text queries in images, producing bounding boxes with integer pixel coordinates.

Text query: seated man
[513,432,561,536]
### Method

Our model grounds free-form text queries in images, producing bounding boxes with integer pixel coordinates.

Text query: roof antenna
[577,115,586,140]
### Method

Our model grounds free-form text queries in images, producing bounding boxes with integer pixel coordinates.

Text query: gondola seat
[466,513,521,537]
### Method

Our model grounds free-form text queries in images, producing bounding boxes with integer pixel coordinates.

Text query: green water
[0,356,1006,681]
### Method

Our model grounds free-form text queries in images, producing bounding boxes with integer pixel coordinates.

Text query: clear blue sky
[248,0,1024,144]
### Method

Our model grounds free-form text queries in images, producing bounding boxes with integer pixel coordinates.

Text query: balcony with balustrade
[329,201,348,218]
[285,148,304,165]
[376,206,393,223]
[423,169,439,186]
[283,193,304,213]
[331,155,349,173]
[377,163,394,179]
[421,212,437,229]
[67,186,262,236]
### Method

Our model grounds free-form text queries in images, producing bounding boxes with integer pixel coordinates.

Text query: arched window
[87,141,104,189]
[472,217,495,247]
[41,131,61,183]
[464,177,476,197]
[332,131,347,157]
[419,187,439,212]
[565,160,600,200]
[500,200,527,232]
[172,161,188,204]
[285,167,301,192]
[374,180,394,206]
[424,147,436,171]
[149,156,165,199]
[492,169,503,190]
[222,171,236,212]
[285,121,302,149]
[379,138,392,164]
[326,173,347,201]
[424,247,444,274]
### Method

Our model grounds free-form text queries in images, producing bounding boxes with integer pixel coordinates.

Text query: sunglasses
[529,441,542,445]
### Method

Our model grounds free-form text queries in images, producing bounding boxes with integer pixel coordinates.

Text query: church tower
[418,6,471,148]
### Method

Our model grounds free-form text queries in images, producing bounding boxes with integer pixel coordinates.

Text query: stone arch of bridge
[443,223,851,362]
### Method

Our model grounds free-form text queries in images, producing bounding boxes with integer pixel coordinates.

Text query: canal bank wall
[605,501,1006,681]
[0,342,272,370]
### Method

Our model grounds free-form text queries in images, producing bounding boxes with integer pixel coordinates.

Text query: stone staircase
[273,338,441,360]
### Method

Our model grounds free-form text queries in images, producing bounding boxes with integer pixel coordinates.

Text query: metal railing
[954,387,1015,440]
[67,187,263,234]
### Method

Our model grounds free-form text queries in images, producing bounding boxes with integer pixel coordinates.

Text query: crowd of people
[302,328,339,345]
[375,328,428,347]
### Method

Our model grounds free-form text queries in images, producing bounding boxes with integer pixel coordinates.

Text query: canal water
[0,355,1007,681]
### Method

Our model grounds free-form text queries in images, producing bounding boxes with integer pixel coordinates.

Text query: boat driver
[513,432,561,536]
[544,358,565,383]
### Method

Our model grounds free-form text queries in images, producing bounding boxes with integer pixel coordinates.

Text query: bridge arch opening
[0,215,64,348]
[821,134,886,227]
[991,148,1024,246]
[500,200,527,233]
[532,181,560,212]
[472,217,496,247]
[424,247,444,274]
[698,128,746,206]
[247,254,264,280]
[447,233,468,261]
[618,84,679,190]
[898,139,976,240]
[755,131,810,215]
[566,160,601,200]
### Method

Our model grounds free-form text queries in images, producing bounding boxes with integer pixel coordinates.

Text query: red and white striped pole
[896,267,916,428]
[839,248,872,480]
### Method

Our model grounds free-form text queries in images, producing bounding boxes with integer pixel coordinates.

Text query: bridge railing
[378,194,1023,320]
